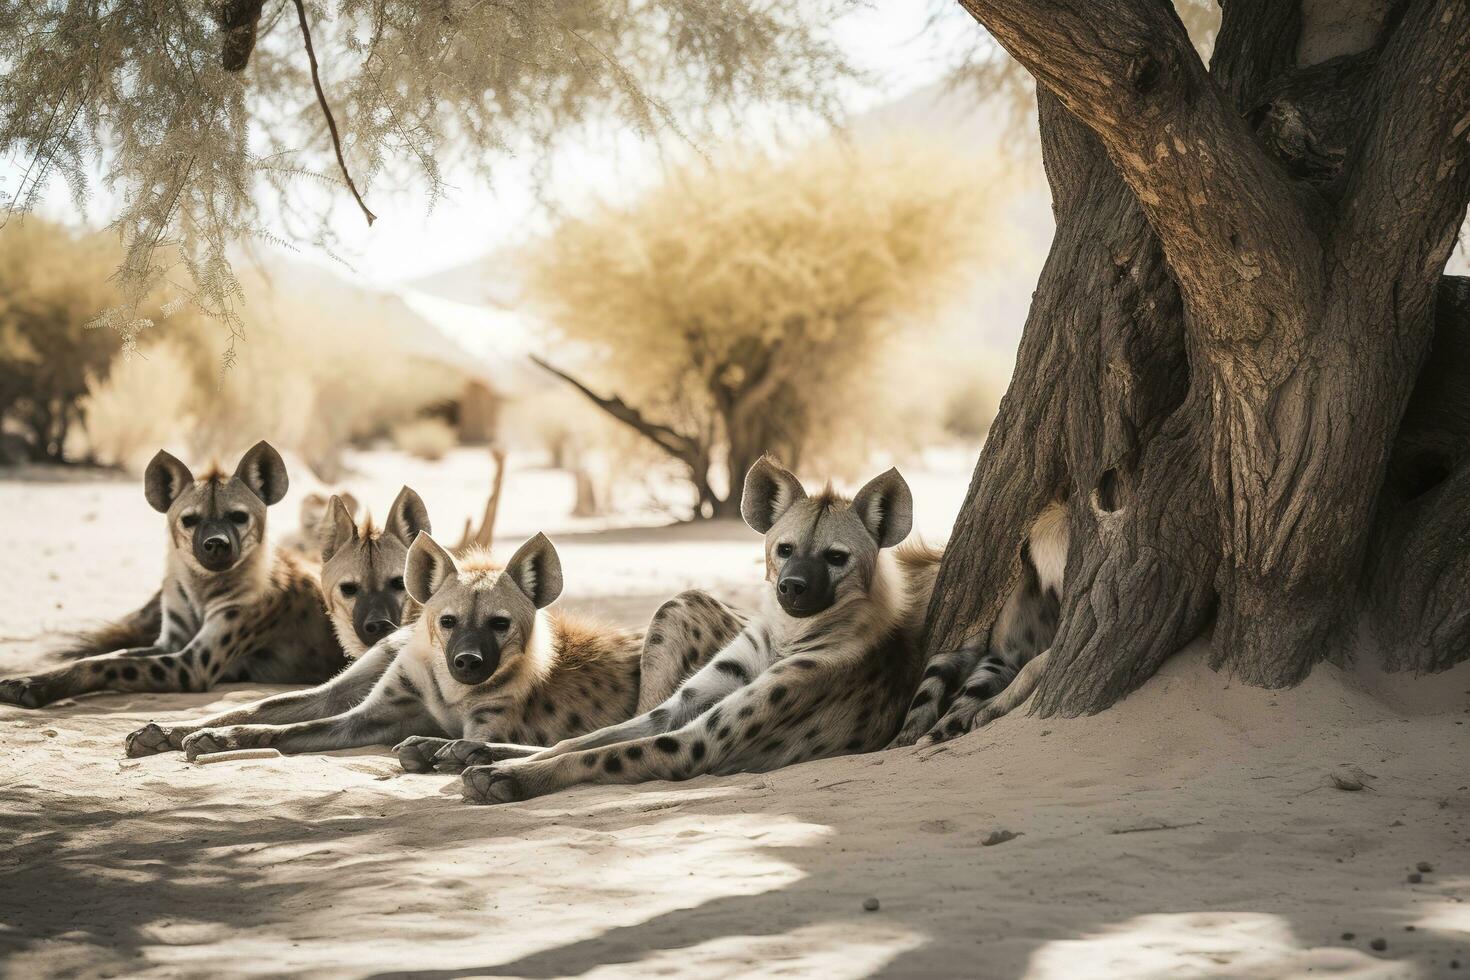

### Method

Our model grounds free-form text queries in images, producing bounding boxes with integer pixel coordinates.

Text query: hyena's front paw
[182,726,270,761]
[461,764,532,805]
[395,736,452,773]
[125,722,189,757]
[0,677,51,709]
[434,739,531,772]
[890,693,945,748]
[918,696,995,747]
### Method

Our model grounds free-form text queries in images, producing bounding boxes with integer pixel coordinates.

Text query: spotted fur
[122,487,432,757]
[455,457,942,806]
[1,443,348,710]
[889,501,1069,746]
[156,534,722,763]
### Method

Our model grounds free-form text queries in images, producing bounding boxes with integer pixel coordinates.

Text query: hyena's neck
[166,543,274,615]
[762,549,909,653]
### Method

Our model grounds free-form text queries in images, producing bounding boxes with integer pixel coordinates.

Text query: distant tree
[523,138,995,517]
[0,1,851,346]
[0,220,127,461]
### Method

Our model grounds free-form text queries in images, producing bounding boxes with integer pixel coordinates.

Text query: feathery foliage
[0,0,853,347]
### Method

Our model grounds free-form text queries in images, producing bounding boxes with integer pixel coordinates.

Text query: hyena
[0,442,346,709]
[889,501,1069,746]
[124,487,431,757]
[448,455,939,806]
[278,490,361,560]
[145,532,739,763]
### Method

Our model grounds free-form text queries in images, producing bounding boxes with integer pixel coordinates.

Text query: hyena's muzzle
[193,516,243,572]
[352,589,403,648]
[776,555,834,617]
[444,622,501,686]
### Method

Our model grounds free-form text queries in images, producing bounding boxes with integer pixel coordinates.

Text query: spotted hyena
[123,487,431,757]
[889,502,1069,746]
[145,532,737,763]
[450,455,942,805]
[0,442,347,709]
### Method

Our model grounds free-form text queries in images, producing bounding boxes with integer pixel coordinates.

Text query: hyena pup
[450,455,940,805]
[124,487,430,757]
[0,442,346,709]
[890,501,1069,746]
[148,532,735,763]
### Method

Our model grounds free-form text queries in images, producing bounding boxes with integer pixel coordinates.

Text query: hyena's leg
[0,646,202,709]
[125,641,400,757]
[462,661,843,804]
[888,641,985,747]
[637,590,746,712]
[503,624,777,767]
[915,649,1026,745]
[180,665,441,760]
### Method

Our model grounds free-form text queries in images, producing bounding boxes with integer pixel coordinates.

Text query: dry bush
[79,340,196,472]
[523,136,1006,516]
[391,417,458,461]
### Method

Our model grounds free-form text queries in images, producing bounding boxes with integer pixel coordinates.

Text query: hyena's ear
[384,486,431,546]
[404,532,456,605]
[144,450,194,513]
[504,532,563,609]
[319,495,358,564]
[851,467,913,548]
[741,455,807,534]
[234,440,289,506]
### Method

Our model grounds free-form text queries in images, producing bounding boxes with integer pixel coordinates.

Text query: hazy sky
[3,2,970,288]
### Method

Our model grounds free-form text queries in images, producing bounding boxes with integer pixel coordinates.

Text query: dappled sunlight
[1023,912,1415,980]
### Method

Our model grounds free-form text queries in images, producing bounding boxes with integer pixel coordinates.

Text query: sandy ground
[2,449,1467,979]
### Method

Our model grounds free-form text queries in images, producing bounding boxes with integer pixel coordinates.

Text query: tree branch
[1335,0,1470,301]
[529,354,704,467]
[956,0,1322,358]
[293,0,376,227]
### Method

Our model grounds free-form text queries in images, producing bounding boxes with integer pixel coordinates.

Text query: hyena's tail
[49,591,162,659]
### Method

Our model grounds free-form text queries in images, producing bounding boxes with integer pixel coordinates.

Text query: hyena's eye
[438,614,458,630]
[776,543,794,558]
[824,549,849,567]
[181,514,201,529]
[339,583,360,598]
[389,576,405,592]
[489,616,511,632]
[228,511,249,525]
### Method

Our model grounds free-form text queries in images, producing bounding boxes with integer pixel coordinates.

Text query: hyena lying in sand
[0,442,347,709]
[441,456,939,805]
[124,488,430,756]
[890,501,1069,746]
[141,531,738,762]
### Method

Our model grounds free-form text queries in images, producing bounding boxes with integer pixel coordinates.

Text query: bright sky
[2,1,965,289]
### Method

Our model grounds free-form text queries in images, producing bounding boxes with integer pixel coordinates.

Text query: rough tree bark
[911,0,1470,732]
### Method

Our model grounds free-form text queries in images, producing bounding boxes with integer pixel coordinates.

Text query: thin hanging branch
[292,0,376,226]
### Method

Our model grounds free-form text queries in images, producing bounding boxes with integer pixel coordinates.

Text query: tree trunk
[917,0,1470,726]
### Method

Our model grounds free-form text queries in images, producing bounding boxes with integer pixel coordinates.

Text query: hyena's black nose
[778,575,808,597]
[202,534,231,555]
[363,618,394,638]
[453,651,484,673]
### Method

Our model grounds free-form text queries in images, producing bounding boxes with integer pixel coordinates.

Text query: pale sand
[2,450,1467,978]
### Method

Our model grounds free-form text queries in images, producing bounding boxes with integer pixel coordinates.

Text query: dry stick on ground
[455,447,508,552]
[292,0,376,226]
[913,0,1470,727]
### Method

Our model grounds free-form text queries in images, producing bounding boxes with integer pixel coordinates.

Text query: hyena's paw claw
[433,740,517,772]
[395,736,450,773]
[125,723,179,757]
[461,764,529,805]
[0,678,47,709]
